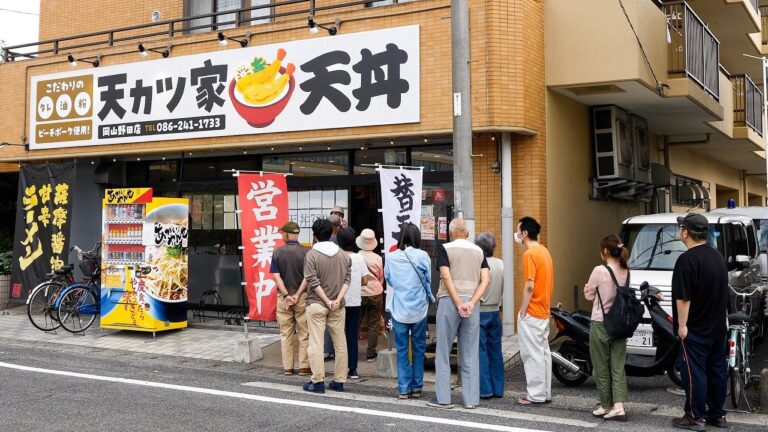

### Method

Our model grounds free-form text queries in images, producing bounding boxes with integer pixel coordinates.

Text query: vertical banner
[11,163,75,299]
[237,173,288,321]
[379,168,424,253]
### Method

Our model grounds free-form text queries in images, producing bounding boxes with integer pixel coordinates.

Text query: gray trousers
[435,296,480,406]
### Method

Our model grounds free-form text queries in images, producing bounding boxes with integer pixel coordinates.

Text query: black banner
[11,163,75,300]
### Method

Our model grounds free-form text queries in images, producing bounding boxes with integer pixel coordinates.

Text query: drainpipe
[763,58,768,205]
[501,133,515,336]
[451,0,474,230]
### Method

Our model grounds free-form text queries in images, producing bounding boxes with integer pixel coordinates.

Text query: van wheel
[666,361,682,388]
[552,342,590,387]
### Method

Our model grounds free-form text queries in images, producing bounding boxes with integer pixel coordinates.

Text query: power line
[0,8,39,16]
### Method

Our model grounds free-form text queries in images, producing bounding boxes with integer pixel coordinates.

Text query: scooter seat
[728,312,751,322]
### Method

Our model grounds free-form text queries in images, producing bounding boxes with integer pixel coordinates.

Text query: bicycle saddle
[728,312,751,322]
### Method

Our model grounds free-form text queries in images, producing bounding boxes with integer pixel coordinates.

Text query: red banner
[237,173,288,321]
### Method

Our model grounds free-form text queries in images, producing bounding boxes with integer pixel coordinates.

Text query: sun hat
[356,228,378,251]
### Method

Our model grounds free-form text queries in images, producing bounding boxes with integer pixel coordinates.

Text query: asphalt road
[0,338,764,432]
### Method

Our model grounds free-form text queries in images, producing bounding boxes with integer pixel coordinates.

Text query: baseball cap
[676,213,708,232]
[331,206,345,217]
[281,221,300,234]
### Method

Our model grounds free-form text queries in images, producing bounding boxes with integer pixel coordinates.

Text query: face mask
[514,232,523,244]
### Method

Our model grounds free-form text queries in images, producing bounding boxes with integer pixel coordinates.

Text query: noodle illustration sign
[28,25,419,150]
[237,173,289,321]
[100,188,189,332]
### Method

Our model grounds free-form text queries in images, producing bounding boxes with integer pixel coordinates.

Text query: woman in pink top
[584,235,629,422]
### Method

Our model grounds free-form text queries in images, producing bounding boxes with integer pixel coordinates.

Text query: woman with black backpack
[584,235,630,422]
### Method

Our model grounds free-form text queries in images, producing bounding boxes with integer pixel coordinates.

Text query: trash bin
[0,274,10,310]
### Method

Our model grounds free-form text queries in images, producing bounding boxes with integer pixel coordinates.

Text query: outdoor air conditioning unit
[593,106,633,180]
[631,114,651,184]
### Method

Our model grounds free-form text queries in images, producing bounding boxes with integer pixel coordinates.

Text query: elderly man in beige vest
[426,218,490,410]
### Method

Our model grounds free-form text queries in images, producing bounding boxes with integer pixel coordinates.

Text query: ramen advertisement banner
[237,173,289,321]
[28,26,420,150]
[379,167,423,253]
[11,163,75,299]
[100,189,189,332]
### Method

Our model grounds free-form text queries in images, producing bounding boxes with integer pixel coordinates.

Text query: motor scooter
[550,282,681,387]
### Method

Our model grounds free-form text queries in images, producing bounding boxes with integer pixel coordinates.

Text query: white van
[619,213,761,355]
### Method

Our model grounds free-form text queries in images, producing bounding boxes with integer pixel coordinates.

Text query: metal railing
[732,74,764,136]
[663,1,720,100]
[1,0,396,62]
[761,5,768,44]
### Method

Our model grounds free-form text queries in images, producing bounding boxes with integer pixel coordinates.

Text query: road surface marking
[241,380,597,428]
[0,361,559,432]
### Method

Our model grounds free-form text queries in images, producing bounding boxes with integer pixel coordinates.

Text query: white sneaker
[592,405,608,417]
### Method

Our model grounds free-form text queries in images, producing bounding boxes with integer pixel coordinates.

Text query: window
[353,148,407,175]
[756,219,768,253]
[288,188,349,245]
[148,161,177,183]
[623,223,721,271]
[185,0,272,34]
[366,0,415,7]
[263,152,349,177]
[411,145,453,172]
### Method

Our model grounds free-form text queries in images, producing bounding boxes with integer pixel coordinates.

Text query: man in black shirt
[271,222,310,377]
[671,213,728,431]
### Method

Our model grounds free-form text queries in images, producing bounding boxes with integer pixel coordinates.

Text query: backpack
[596,265,645,339]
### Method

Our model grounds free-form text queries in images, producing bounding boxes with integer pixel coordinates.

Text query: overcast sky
[0,1,40,54]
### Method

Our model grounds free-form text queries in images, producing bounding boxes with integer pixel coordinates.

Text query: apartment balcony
[684,0,762,80]
[546,0,723,135]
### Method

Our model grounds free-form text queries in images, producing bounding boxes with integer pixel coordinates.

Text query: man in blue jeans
[671,213,729,431]
[475,232,505,399]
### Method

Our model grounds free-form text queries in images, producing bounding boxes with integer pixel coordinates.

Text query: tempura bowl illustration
[229,67,296,128]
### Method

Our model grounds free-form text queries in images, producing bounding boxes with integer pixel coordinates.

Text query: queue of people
[273,210,729,429]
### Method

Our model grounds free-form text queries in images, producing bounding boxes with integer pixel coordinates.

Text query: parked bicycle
[727,283,765,409]
[26,263,75,331]
[54,244,102,334]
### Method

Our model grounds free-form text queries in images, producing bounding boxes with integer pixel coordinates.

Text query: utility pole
[451,0,474,232]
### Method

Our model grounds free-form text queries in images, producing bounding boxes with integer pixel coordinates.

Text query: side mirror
[639,281,649,291]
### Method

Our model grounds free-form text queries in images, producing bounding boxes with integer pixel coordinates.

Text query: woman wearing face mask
[584,234,630,422]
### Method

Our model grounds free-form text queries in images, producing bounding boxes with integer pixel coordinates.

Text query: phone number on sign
[98,115,226,139]
[153,117,222,133]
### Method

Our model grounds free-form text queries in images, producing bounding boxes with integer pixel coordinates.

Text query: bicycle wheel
[57,286,98,333]
[26,282,64,332]
[729,343,744,409]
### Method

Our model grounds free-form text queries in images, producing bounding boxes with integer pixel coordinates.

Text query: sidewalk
[0,306,520,378]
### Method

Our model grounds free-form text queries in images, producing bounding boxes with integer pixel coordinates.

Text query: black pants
[679,330,727,421]
[345,306,362,371]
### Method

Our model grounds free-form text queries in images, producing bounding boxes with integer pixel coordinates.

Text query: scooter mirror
[639,281,649,291]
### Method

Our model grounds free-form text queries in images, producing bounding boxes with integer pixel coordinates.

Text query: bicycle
[26,263,75,331]
[727,283,765,410]
[55,245,102,334]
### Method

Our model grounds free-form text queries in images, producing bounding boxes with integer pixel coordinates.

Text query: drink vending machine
[100,188,189,333]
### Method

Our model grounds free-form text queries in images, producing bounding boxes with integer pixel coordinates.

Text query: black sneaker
[706,417,728,429]
[671,416,705,431]
[303,381,325,394]
[328,381,344,392]
[366,353,378,362]
[348,369,359,379]
[324,353,335,362]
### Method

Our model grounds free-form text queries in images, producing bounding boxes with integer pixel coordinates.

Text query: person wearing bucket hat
[357,229,385,362]
[271,221,310,376]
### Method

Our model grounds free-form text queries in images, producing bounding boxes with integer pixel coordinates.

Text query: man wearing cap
[671,213,729,431]
[357,228,385,362]
[331,206,347,228]
[270,221,311,377]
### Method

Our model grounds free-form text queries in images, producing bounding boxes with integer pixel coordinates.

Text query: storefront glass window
[148,161,177,183]
[354,148,407,174]
[288,188,349,244]
[263,152,349,176]
[411,145,454,172]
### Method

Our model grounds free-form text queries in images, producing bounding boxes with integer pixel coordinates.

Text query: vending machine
[100,188,189,333]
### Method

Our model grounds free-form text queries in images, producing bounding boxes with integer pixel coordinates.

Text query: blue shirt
[384,247,435,324]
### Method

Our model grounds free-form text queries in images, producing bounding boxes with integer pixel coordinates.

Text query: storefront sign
[379,167,423,253]
[29,26,420,150]
[11,163,75,297]
[237,173,289,321]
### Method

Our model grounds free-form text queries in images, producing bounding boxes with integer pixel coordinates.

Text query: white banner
[28,25,420,149]
[379,167,423,254]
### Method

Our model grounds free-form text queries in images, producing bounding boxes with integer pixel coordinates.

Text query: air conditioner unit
[593,106,633,180]
[631,115,651,184]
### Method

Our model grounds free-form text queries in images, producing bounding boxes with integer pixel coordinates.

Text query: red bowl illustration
[229,67,296,128]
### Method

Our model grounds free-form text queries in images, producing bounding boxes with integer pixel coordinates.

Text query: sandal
[517,397,551,406]
[592,404,608,417]
[604,409,627,422]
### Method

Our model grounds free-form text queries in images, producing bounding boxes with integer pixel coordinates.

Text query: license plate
[628,331,654,347]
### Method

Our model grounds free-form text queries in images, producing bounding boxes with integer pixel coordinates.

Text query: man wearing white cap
[357,228,385,361]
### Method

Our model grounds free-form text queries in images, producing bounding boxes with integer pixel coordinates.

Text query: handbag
[596,265,644,339]
[403,249,436,303]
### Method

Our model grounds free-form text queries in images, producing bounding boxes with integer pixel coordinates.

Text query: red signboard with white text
[237,173,288,321]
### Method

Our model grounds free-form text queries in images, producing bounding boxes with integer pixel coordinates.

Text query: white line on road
[241,380,597,429]
[0,361,561,432]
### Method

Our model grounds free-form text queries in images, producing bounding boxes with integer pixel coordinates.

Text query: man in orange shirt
[515,216,554,405]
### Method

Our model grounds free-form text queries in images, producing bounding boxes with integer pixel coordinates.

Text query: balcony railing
[761,5,768,44]
[1,0,396,62]
[732,74,764,136]
[663,1,720,100]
